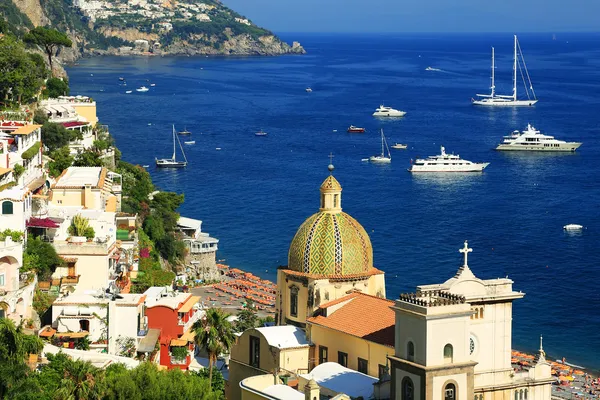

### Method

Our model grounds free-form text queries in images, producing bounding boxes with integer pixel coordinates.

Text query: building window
[2,201,13,215]
[520,390,524,400]
[402,377,414,400]
[320,194,325,209]
[290,286,298,317]
[524,389,528,400]
[249,336,260,368]
[358,358,368,374]
[444,383,456,400]
[479,307,484,319]
[337,351,348,367]
[407,341,415,362]
[0,274,4,286]
[378,364,387,380]
[319,346,328,364]
[514,391,519,400]
[79,320,89,332]
[333,194,339,207]
[443,344,453,363]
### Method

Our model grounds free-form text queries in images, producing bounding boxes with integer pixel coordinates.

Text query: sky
[222,0,600,33]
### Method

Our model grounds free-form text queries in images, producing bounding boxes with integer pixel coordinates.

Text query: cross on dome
[459,240,473,267]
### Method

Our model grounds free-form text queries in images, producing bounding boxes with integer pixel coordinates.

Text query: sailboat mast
[491,47,495,98]
[172,125,176,160]
[513,35,518,101]
[381,130,385,156]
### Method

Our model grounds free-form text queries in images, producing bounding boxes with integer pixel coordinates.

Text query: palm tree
[192,308,235,391]
[54,358,104,400]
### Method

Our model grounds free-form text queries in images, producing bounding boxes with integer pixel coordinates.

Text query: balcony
[170,356,189,366]
[61,275,80,285]
[180,310,202,332]
[53,238,115,256]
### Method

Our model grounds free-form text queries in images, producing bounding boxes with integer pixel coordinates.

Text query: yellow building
[307,291,395,378]
[50,166,121,212]
[276,166,386,328]
[229,325,310,400]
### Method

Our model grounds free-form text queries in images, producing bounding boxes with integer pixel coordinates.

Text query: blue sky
[222,0,600,33]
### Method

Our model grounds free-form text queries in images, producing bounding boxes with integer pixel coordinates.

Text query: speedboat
[373,105,406,117]
[178,127,192,135]
[391,143,408,150]
[136,86,149,92]
[125,90,132,94]
[425,67,441,71]
[119,77,125,81]
[255,129,267,136]
[305,87,313,92]
[564,224,583,231]
[347,125,365,133]
[496,124,582,152]
[409,146,489,173]
[184,141,195,145]
[150,83,156,87]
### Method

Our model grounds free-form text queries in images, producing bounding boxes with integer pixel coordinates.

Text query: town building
[145,292,202,370]
[275,169,386,328]
[0,124,44,189]
[0,237,36,324]
[177,216,219,281]
[229,325,310,399]
[388,241,553,400]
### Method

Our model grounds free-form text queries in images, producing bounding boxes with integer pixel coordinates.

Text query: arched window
[2,201,13,215]
[524,389,528,400]
[444,383,456,400]
[520,390,524,400]
[290,286,299,317]
[407,341,415,362]
[444,344,453,363]
[479,307,484,319]
[402,377,414,400]
[514,391,519,400]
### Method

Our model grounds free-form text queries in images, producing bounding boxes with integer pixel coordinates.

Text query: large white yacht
[409,146,489,173]
[496,124,582,152]
[373,105,406,117]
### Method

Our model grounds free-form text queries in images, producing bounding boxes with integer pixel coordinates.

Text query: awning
[27,217,59,228]
[39,327,56,338]
[137,328,160,352]
[178,296,200,313]
[62,121,88,128]
[27,176,46,191]
[180,330,195,342]
[170,339,187,347]
[55,331,89,338]
[0,167,12,176]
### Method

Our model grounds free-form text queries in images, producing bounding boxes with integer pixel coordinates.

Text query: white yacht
[409,146,489,173]
[472,35,538,107]
[373,105,406,117]
[136,86,149,92]
[496,124,582,152]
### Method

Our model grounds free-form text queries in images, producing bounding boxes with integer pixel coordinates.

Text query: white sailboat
[472,35,538,107]
[156,125,188,168]
[369,129,392,163]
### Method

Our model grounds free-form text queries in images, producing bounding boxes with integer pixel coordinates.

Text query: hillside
[1,0,305,59]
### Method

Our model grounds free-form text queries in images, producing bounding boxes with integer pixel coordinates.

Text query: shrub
[21,142,41,160]
[68,214,95,239]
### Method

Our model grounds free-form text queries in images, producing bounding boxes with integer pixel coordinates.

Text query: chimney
[304,378,319,400]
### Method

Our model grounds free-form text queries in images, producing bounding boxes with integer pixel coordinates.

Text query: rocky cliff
[1,0,305,60]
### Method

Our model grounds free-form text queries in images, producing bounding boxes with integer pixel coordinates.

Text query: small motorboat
[564,224,583,231]
[347,125,365,133]
[255,129,267,137]
[306,87,313,92]
[119,77,125,81]
[142,165,150,168]
[391,143,408,150]
[184,141,195,145]
[136,86,149,92]
[150,83,156,87]
[178,127,192,135]
[125,90,132,94]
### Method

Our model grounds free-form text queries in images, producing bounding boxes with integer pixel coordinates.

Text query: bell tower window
[290,286,299,317]
[407,341,415,362]
[444,344,453,364]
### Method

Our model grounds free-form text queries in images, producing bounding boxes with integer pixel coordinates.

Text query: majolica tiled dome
[288,172,374,276]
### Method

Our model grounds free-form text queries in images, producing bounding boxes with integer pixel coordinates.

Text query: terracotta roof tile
[307,293,395,347]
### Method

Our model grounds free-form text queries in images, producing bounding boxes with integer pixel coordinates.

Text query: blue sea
[66,33,600,369]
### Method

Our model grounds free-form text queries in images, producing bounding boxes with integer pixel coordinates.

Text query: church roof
[288,211,373,276]
[320,175,342,191]
[307,292,395,347]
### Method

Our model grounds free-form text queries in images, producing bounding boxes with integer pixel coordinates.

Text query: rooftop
[11,124,41,136]
[263,385,304,400]
[54,167,105,189]
[177,216,202,231]
[300,362,377,399]
[147,293,195,311]
[254,325,310,349]
[307,292,395,347]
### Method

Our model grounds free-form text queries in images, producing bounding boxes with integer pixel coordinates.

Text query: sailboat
[156,125,188,168]
[472,35,538,107]
[369,129,392,163]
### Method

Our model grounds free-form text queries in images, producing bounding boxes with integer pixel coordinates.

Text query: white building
[235,17,251,25]
[0,237,36,324]
[388,241,553,400]
[0,124,44,189]
[177,216,219,281]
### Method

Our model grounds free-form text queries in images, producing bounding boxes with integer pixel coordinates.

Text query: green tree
[24,27,72,76]
[54,358,105,400]
[33,108,49,124]
[47,146,74,177]
[0,36,47,106]
[235,300,258,332]
[41,122,80,152]
[195,369,225,396]
[25,235,64,280]
[73,149,102,167]
[192,308,235,391]
[44,77,69,98]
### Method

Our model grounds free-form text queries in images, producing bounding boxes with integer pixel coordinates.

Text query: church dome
[288,171,374,276]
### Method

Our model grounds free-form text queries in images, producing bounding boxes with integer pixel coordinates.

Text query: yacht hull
[156,162,187,168]
[496,143,581,152]
[373,111,406,117]
[472,99,538,107]
[409,163,489,173]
